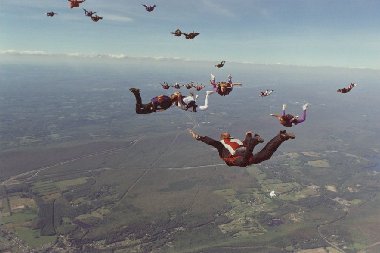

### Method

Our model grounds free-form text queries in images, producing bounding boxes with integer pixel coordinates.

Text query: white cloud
[0,50,188,61]
[1,50,48,55]
[103,14,133,23]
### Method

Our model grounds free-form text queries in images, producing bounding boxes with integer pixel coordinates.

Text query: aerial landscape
[1,1,380,253]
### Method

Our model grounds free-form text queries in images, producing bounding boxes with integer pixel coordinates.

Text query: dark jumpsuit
[196,132,291,167]
[132,91,172,114]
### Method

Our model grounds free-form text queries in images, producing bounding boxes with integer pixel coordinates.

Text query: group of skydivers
[161,82,205,91]
[47,1,156,22]
[46,1,200,38]
[49,1,358,168]
[130,65,358,167]
[46,0,102,22]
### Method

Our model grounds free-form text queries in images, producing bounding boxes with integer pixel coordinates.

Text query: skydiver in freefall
[194,84,205,91]
[83,8,96,17]
[142,4,156,12]
[183,32,199,39]
[188,129,295,167]
[337,83,357,93]
[172,83,182,89]
[260,89,274,97]
[91,15,103,22]
[215,60,226,68]
[176,91,214,112]
[171,29,182,37]
[129,88,176,114]
[270,103,309,127]
[161,82,170,89]
[184,82,193,89]
[210,74,242,96]
[46,12,58,17]
[68,0,85,9]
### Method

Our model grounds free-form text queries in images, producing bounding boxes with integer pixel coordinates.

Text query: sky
[1,0,380,69]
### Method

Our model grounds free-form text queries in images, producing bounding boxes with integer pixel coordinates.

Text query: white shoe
[302,103,309,111]
[206,90,214,95]
[282,104,287,110]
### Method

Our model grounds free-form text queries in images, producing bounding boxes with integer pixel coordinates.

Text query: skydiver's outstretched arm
[188,129,224,150]
[270,114,282,121]
[210,74,218,91]
[248,130,295,165]
[198,91,213,111]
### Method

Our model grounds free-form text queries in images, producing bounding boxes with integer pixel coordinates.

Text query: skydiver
[210,74,242,96]
[142,4,156,12]
[172,83,182,89]
[215,61,226,68]
[83,8,96,17]
[194,84,205,91]
[188,129,295,167]
[46,12,58,17]
[270,103,309,127]
[183,32,199,39]
[91,15,103,22]
[176,91,214,112]
[171,29,182,37]
[184,83,193,89]
[337,83,357,93]
[68,0,85,9]
[129,88,176,114]
[161,82,170,89]
[260,89,274,97]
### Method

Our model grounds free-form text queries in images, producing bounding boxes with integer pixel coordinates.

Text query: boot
[280,130,295,140]
[129,88,140,94]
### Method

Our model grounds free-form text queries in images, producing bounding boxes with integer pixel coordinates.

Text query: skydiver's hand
[188,129,200,140]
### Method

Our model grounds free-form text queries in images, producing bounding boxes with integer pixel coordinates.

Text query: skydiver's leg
[186,101,197,112]
[129,88,154,114]
[282,104,286,117]
[296,110,306,124]
[248,130,295,165]
[198,91,213,111]
[129,88,143,104]
[241,133,264,163]
[232,134,262,167]
[295,103,309,124]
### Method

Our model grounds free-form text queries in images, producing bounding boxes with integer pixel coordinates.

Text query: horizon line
[1,50,379,71]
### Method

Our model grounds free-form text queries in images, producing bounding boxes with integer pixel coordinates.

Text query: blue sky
[1,0,380,68]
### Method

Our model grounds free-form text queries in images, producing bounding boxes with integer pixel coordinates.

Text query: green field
[1,137,380,252]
